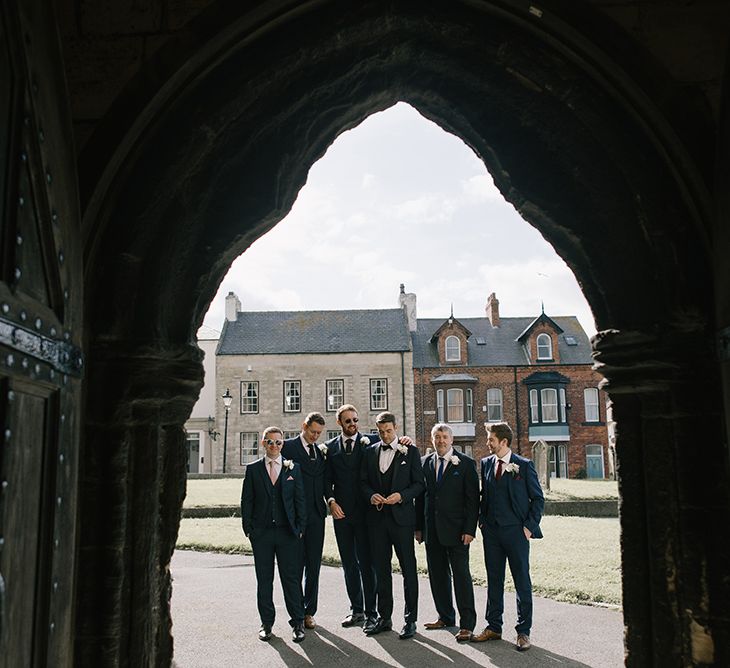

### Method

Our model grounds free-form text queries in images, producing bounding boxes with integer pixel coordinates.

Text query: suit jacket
[282,436,328,521]
[324,432,375,522]
[479,452,544,539]
[241,458,306,538]
[360,441,425,527]
[415,449,479,546]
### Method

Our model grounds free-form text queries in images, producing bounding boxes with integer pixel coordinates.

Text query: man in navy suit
[471,422,544,652]
[241,427,307,643]
[324,404,379,631]
[282,412,327,629]
[415,423,479,642]
[360,411,425,640]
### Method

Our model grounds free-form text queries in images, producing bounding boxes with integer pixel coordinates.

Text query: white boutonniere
[360,436,370,446]
[505,462,520,476]
[283,459,294,471]
[450,455,460,466]
[317,443,328,457]
[396,443,408,455]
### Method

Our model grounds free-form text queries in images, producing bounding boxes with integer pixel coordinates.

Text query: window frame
[446,388,464,422]
[536,333,553,360]
[239,432,259,465]
[370,378,388,411]
[436,388,444,422]
[584,387,600,422]
[540,388,558,423]
[325,379,344,412]
[240,380,259,414]
[283,380,301,413]
[486,387,503,422]
[445,335,461,362]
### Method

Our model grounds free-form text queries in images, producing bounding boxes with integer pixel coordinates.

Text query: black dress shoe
[292,624,305,643]
[363,615,378,634]
[342,612,366,627]
[258,624,272,641]
[365,618,392,635]
[399,622,417,639]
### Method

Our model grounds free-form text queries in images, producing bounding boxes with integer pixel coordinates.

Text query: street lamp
[221,388,233,473]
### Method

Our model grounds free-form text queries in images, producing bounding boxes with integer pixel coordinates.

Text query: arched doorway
[76,2,727,665]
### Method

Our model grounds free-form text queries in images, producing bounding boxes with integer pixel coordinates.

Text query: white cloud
[361,173,376,189]
[462,174,502,202]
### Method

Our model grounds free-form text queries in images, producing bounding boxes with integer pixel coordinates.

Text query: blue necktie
[436,457,445,484]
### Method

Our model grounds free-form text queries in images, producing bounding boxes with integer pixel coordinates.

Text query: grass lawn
[183,476,619,508]
[176,515,621,607]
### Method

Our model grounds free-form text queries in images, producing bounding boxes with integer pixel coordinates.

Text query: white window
[326,379,344,412]
[186,432,201,473]
[447,388,464,422]
[240,432,259,465]
[370,378,388,410]
[326,430,340,440]
[536,333,553,360]
[240,381,258,413]
[283,430,299,440]
[584,388,600,422]
[466,388,474,422]
[529,389,539,423]
[541,388,558,422]
[559,388,567,422]
[436,389,444,422]
[284,380,301,412]
[461,444,474,458]
[586,444,605,478]
[487,388,503,422]
[445,335,461,361]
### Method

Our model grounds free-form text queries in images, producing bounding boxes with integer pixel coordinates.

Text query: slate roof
[217,309,411,355]
[412,316,593,368]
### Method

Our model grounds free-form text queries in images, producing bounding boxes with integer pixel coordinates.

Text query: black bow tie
[380,444,392,451]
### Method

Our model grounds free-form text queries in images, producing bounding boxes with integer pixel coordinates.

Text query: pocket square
[400,461,407,465]
[286,475,294,481]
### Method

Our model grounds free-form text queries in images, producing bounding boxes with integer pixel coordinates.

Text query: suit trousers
[251,526,304,626]
[301,515,326,616]
[333,516,377,616]
[369,512,418,623]
[425,539,476,630]
[481,522,533,635]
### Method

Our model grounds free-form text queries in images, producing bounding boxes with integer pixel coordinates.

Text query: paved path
[171,550,624,668]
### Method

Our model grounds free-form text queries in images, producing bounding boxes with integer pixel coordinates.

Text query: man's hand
[415,530,423,544]
[384,492,402,505]
[330,500,346,520]
[461,534,474,545]
[371,493,387,505]
[398,435,414,446]
[523,527,532,540]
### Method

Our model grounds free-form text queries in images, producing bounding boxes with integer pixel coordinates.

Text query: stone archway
[77,2,728,665]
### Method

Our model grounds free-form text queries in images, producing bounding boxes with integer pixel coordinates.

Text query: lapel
[257,458,274,496]
[440,451,458,484]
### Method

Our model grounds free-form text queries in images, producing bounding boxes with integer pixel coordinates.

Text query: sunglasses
[342,418,359,424]
[264,439,284,446]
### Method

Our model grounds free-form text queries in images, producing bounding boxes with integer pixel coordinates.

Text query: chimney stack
[486,292,500,327]
[398,284,418,332]
[225,291,241,322]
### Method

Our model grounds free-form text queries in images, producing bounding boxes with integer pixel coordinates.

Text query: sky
[203,102,596,337]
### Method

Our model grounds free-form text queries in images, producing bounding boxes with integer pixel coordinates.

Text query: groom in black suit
[324,404,378,631]
[241,427,307,642]
[360,411,425,640]
[415,423,479,642]
[282,412,327,629]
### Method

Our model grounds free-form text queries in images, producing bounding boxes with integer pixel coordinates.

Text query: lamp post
[221,388,233,473]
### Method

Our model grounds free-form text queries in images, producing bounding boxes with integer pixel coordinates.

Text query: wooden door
[0,3,83,666]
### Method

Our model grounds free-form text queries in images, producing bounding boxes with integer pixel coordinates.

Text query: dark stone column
[595,328,730,667]
[75,342,203,666]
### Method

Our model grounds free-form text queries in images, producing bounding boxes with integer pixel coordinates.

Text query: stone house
[214,292,415,472]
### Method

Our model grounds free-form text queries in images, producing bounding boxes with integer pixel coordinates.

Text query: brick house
[408,288,610,478]
[214,292,415,473]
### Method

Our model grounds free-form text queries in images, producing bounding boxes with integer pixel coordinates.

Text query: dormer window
[536,333,553,360]
[445,335,461,362]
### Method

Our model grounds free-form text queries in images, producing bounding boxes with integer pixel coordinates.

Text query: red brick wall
[413,363,610,478]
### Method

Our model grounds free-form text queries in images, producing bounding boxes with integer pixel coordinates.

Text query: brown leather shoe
[470,627,502,642]
[516,633,531,651]
[455,629,473,642]
[304,615,316,630]
[424,620,447,630]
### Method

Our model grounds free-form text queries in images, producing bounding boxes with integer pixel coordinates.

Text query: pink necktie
[269,460,278,484]
[495,459,503,481]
